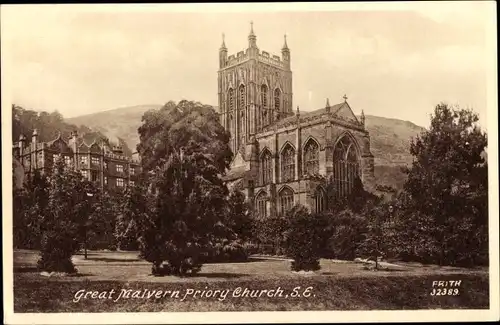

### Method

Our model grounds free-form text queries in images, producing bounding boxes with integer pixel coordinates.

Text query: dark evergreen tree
[397,103,488,266]
[136,100,232,276]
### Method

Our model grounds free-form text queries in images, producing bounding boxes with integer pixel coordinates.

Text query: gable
[334,103,359,124]
[50,138,72,153]
[230,151,246,169]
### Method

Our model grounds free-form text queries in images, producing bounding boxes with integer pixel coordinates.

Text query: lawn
[13,249,489,312]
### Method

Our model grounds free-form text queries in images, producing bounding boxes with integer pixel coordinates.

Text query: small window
[116,178,124,187]
[129,180,135,187]
[80,156,88,165]
[104,176,108,185]
[91,170,99,182]
[91,156,100,165]
[81,170,88,178]
[103,161,108,170]
[130,167,135,175]
[116,164,124,173]
[64,156,71,166]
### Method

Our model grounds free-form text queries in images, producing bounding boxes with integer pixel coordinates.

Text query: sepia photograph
[1,2,498,324]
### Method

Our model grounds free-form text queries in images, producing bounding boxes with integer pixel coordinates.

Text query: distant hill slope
[67,104,425,191]
[66,104,162,153]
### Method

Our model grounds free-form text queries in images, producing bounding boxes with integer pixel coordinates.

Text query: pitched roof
[264,102,346,130]
[222,165,247,182]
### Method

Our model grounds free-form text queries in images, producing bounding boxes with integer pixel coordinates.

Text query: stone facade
[12,130,141,191]
[220,24,375,217]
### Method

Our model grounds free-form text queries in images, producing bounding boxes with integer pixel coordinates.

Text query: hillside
[67,104,425,191]
[66,104,161,153]
[13,105,134,157]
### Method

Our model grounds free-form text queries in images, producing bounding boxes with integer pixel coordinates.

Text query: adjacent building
[13,130,140,191]
[219,24,375,217]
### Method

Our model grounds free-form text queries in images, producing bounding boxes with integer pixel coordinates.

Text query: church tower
[218,23,293,155]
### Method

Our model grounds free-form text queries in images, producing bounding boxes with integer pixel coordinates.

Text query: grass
[13,250,490,312]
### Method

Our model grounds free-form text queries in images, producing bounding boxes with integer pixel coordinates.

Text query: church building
[218,23,375,217]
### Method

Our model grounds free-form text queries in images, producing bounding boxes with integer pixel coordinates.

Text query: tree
[224,190,253,241]
[136,100,233,276]
[13,170,50,249]
[282,205,329,271]
[37,156,91,273]
[398,103,488,266]
[115,185,146,251]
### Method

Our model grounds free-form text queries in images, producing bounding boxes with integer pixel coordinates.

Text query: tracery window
[280,144,295,182]
[279,187,294,215]
[255,191,268,218]
[260,150,273,185]
[333,135,360,198]
[304,139,319,176]
[314,186,326,213]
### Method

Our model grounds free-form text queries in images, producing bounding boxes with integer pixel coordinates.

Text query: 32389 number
[430,288,460,296]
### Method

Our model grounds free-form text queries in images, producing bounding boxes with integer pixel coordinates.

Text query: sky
[2,2,496,128]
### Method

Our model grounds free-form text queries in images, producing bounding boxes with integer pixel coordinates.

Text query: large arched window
[260,149,273,185]
[333,135,360,198]
[238,85,246,146]
[303,139,319,176]
[279,187,294,215]
[255,191,268,218]
[280,144,295,182]
[314,186,326,213]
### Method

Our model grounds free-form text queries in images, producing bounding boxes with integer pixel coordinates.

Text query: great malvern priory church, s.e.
[218,23,375,218]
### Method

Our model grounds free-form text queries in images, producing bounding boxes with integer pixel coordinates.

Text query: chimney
[18,134,26,156]
[112,145,123,155]
[69,130,78,152]
[32,129,38,147]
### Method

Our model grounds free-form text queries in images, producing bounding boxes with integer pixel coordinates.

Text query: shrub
[37,231,79,273]
[251,215,288,255]
[282,205,329,272]
[203,239,249,263]
[148,241,204,276]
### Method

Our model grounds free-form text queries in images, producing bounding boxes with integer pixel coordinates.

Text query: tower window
[239,85,246,109]
[261,85,268,128]
[228,88,234,112]
[274,88,281,112]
